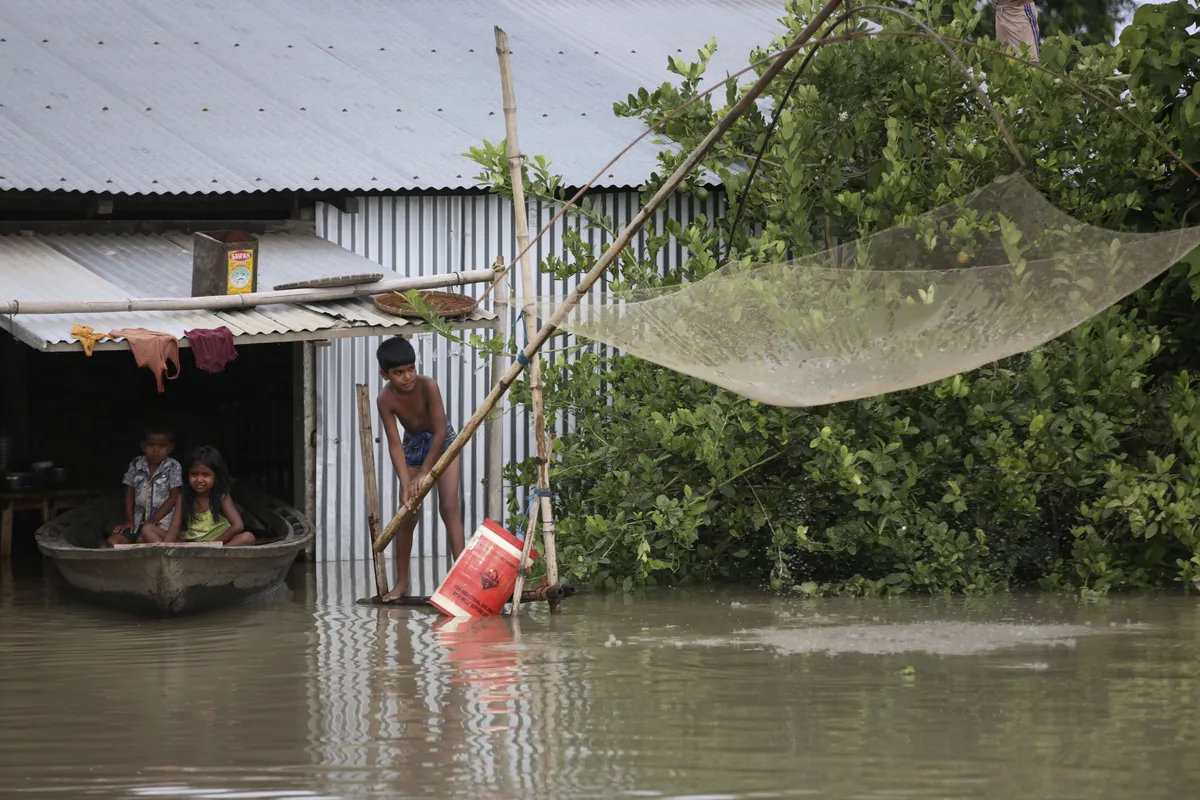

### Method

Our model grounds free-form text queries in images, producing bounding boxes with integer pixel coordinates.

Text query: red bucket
[430,519,536,617]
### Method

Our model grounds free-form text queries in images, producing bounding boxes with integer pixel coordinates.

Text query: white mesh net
[530,174,1200,407]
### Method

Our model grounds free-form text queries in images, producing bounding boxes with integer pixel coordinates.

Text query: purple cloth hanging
[185,327,238,373]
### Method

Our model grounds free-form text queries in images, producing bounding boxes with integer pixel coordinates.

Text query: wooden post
[355,384,390,598]
[486,257,508,524]
[496,26,560,613]
[374,0,846,554]
[293,342,317,560]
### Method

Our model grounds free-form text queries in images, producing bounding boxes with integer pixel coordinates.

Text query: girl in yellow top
[142,446,255,547]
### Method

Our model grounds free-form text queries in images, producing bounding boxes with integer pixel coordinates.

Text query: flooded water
[2,560,1199,799]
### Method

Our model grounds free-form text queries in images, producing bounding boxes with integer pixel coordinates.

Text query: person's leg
[437,455,465,560]
[382,466,421,601]
[995,1,1040,64]
[138,521,169,544]
[225,531,256,547]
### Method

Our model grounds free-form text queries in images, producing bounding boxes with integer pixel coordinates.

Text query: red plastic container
[430,519,536,617]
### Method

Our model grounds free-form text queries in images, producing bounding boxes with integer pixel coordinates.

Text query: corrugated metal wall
[314,189,724,564]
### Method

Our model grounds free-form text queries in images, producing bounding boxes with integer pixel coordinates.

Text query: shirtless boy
[376,336,466,601]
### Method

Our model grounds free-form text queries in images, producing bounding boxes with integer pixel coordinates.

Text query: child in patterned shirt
[106,424,183,547]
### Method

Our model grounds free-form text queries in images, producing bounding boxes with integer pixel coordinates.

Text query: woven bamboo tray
[373,290,479,320]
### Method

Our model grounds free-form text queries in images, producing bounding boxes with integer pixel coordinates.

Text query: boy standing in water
[376,337,466,601]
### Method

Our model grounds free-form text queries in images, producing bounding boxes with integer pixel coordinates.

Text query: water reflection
[1,558,1198,798]
[306,561,592,797]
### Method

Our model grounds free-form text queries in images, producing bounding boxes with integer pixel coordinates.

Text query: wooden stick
[511,479,541,611]
[539,437,560,610]
[1,268,498,316]
[360,583,577,607]
[356,384,389,598]
[485,258,509,523]
[113,541,224,548]
[495,26,559,613]
[374,0,845,554]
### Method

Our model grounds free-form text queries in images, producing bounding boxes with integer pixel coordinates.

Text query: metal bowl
[4,473,33,491]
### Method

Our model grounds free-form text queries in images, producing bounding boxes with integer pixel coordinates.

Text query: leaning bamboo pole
[355,384,390,598]
[0,268,499,316]
[495,26,559,613]
[374,0,845,554]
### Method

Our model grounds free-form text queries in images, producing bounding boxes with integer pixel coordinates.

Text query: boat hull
[36,488,314,617]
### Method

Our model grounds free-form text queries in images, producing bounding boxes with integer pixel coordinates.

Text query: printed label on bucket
[430,519,536,617]
[227,249,254,295]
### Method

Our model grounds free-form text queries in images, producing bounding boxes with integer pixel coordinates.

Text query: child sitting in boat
[376,336,465,601]
[140,446,255,547]
[107,424,182,547]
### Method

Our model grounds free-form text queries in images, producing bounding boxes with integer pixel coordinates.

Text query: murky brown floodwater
[2,559,1199,799]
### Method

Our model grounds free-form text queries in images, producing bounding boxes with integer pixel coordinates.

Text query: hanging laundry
[185,326,238,373]
[109,328,181,393]
[70,324,108,356]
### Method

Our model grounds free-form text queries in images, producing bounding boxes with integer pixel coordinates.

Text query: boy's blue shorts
[402,424,457,468]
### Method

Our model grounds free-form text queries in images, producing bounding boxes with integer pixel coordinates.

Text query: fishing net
[529,174,1200,407]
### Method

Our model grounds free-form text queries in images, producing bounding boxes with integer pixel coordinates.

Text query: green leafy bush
[477,1,1200,596]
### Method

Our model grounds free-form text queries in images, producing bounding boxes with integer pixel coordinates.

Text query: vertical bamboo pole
[375,0,845,554]
[356,384,390,598]
[495,26,559,613]
[485,257,508,523]
[539,437,558,610]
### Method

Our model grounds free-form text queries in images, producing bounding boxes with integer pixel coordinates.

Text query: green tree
[467,0,1200,597]
[994,0,1135,45]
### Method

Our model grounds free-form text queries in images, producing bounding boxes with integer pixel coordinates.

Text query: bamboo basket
[373,291,478,319]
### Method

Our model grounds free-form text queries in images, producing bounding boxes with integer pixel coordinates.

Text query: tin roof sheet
[0,232,495,352]
[0,0,784,195]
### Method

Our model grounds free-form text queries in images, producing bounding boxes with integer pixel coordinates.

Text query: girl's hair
[182,446,232,528]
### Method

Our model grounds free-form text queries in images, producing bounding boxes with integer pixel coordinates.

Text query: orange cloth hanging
[70,324,108,356]
[109,328,181,393]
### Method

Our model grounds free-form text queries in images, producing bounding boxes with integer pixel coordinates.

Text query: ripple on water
[667,621,1111,656]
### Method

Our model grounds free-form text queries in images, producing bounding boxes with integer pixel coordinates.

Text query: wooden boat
[35,486,314,617]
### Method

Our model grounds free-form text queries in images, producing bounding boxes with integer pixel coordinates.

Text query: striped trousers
[995,1,1041,65]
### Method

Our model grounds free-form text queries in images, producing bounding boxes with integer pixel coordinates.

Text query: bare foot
[380,582,409,603]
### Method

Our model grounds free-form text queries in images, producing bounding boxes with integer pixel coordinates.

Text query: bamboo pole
[0,268,499,316]
[374,0,845,554]
[495,26,559,614]
[510,436,560,610]
[356,384,390,598]
[485,258,508,523]
[512,476,541,612]
[539,436,558,609]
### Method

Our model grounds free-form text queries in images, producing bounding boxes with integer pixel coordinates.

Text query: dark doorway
[1,331,296,560]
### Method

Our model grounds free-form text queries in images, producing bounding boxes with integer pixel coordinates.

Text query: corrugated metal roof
[0,0,784,195]
[0,232,496,352]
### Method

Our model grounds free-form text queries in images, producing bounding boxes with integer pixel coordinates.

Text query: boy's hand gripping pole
[372,0,847,554]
